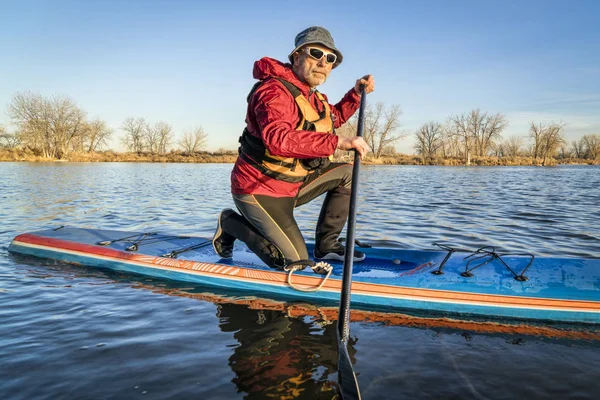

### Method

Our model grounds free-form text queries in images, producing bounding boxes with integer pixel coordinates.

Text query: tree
[503,135,524,157]
[8,92,87,158]
[347,102,405,159]
[571,138,586,158]
[440,125,460,158]
[448,112,473,165]
[332,123,355,160]
[155,122,173,154]
[528,122,545,159]
[143,122,161,153]
[539,122,566,166]
[178,126,208,153]
[126,120,173,154]
[53,97,87,158]
[470,110,507,156]
[582,134,600,159]
[121,117,146,153]
[381,145,397,156]
[414,121,444,163]
[8,92,51,156]
[490,141,504,157]
[84,119,113,152]
[0,132,22,149]
[447,109,507,164]
[0,125,8,148]
[557,145,570,159]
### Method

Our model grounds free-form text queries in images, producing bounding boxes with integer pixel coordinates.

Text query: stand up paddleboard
[9,226,600,324]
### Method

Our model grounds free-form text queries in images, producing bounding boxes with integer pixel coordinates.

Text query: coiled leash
[284,259,333,292]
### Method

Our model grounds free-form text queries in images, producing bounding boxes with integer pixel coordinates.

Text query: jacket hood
[252,57,311,96]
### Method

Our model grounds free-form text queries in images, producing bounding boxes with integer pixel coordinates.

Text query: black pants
[230,162,353,268]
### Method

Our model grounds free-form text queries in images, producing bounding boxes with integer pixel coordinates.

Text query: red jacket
[231,57,361,197]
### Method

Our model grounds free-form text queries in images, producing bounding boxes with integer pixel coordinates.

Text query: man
[213,26,375,270]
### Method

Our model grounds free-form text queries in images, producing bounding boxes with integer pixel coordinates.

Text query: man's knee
[337,163,353,188]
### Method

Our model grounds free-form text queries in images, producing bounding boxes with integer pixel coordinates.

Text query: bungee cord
[432,242,534,281]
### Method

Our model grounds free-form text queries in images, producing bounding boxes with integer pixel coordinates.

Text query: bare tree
[8,92,51,156]
[582,134,600,159]
[121,117,146,153]
[53,97,87,158]
[381,145,397,156]
[2,132,22,149]
[503,135,524,157]
[156,122,173,154]
[490,142,504,157]
[557,145,569,159]
[523,143,535,158]
[8,92,87,158]
[414,121,444,163]
[136,121,173,154]
[178,126,208,153]
[540,122,566,166]
[528,122,545,160]
[85,119,113,152]
[143,122,161,153]
[0,125,8,148]
[471,111,507,156]
[571,138,585,159]
[440,125,460,158]
[447,109,508,163]
[332,122,355,160]
[347,102,405,158]
[448,112,472,165]
[334,122,355,140]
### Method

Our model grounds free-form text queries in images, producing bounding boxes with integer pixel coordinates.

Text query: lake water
[1,162,599,399]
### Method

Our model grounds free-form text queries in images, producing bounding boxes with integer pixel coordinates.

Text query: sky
[1,0,599,154]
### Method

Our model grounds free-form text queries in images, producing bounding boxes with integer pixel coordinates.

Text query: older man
[213,26,375,269]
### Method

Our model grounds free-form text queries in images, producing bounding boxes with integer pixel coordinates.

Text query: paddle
[337,86,367,400]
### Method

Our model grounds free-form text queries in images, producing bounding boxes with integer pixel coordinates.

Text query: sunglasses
[303,47,337,64]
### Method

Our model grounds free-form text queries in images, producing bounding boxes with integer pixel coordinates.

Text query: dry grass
[1,148,598,166]
[0,149,238,163]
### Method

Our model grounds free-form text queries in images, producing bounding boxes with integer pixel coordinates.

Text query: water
[1,162,599,399]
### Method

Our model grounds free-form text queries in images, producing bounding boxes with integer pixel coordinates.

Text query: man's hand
[337,136,370,159]
[354,75,375,95]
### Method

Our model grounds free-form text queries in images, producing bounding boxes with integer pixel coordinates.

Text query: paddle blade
[337,335,361,400]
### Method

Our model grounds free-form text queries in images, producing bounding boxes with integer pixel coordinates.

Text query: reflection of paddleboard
[155,289,600,341]
[9,226,600,324]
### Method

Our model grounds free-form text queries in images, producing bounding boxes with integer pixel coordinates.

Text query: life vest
[239,77,334,183]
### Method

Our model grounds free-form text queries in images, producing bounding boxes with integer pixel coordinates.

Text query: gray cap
[288,26,343,68]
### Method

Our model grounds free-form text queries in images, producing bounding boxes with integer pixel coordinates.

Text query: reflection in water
[133,279,600,399]
[202,294,600,342]
[216,303,343,399]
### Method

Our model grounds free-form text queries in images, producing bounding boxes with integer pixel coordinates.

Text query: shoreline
[0,149,598,166]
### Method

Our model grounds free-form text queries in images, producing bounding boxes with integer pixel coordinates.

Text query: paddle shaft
[338,86,367,342]
[336,87,367,400]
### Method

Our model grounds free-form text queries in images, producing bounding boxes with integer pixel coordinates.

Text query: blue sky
[1,0,599,153]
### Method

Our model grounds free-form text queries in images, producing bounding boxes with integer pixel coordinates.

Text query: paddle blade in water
[337,334,361,400]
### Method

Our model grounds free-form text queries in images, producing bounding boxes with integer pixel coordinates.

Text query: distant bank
[0,148,598,166]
